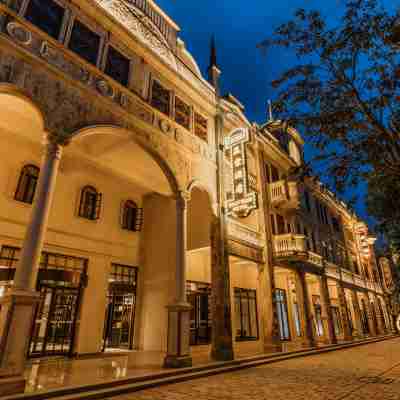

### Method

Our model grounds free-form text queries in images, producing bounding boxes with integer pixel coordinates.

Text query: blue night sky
[157,0,397,225]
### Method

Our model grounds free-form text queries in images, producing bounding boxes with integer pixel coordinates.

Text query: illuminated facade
[0,0,393,395]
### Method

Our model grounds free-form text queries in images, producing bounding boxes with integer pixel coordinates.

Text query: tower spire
[208,35,221,93]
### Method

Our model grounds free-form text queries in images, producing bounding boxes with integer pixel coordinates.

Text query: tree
[258,0,400,245]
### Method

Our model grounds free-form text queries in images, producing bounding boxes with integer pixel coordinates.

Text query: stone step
[2,335,398,400]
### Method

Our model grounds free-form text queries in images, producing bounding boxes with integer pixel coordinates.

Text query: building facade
[0,0,393,394]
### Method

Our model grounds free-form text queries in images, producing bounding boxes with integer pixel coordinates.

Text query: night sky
[156,0,397,224]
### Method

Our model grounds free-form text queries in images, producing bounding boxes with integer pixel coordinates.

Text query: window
[194,112,208,142]
[121,200,143,232]
[331,306,343,336]
[78,186,102,220]
[105,45,131,86]
[312,296,324,336]
[24,0,65,40]
[304,190,311,212]
[234,288,259,341]
[293,301,302,336]
[270,214,276,235]
[15,164,40,204]
[270,164,280,183]
[69,19,101,66]
[151,80,170,116]
[175,97,191,130]
[332,216,341,233]
[275,288,290,340]
[276,214,286,235]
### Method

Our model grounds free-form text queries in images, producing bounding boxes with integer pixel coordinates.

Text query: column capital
[176,191,190,209]
[44,132,71,147]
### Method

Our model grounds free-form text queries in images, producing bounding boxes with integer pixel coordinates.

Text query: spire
[208,35,221,93]
[209,35,218,69]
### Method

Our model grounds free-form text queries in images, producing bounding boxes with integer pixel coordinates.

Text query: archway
[186,186,213,348]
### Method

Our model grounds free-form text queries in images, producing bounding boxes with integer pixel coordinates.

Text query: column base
[0,371,26,396]
[163,355,192,368]
[164,303,192,369]
[210,345,234,362]
[0,289,40,376]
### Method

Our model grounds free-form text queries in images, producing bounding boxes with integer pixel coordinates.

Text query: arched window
[121,200,143,232]
[15,164,40,204]
[79,186,102,220]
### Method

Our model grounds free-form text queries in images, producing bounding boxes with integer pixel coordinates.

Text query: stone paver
[111,338,400,400]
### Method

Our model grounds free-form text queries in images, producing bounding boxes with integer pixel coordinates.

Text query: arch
[0,83,46,132]
[70,124,180,196]
[186,179,217,214]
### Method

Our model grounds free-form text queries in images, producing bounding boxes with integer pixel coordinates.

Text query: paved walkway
[111,337,400,400]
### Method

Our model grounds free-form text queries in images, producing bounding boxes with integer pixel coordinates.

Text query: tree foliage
[259,0,400,246]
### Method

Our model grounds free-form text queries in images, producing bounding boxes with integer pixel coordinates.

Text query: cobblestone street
[112,338,400,400]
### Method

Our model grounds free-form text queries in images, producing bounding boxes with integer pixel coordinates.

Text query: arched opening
[186,186,213,348]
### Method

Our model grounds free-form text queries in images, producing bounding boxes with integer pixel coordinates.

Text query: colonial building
[0,0,393,395]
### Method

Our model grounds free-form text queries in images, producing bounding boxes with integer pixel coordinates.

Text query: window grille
[234,288,259,341]
[79,186,102,220]
[151,80,170,116]
[15,164,40,204]
[194,112,208,142]
[174,97,191,130]
[121,200,143,232]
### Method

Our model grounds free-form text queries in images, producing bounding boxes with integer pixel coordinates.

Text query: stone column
[373,296,385,335]
[296,269,316,348]
[350,291,364,338]
[164,192,192,368]
[337,283,353,341]
[0,134,64,395]
[319,275,337,344]
[210,215,234,361]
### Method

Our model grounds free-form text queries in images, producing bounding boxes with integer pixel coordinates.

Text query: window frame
[102,42,133,88]
[234,288,259,342]
[174,95,192,131]
[14,164,40,205]
[64,12,105,68]
[20,0,69,42]
[193,111,208,142]
[275,288,291,341]
[121,200,144,232]
[149,78,172,117]
[78,185,102,221]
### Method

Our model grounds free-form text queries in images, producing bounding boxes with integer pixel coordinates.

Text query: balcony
[269,180,300,213]
[273,234,323,269]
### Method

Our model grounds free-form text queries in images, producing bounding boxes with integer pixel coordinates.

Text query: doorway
[187,281,211,345]
[102,264,138,351]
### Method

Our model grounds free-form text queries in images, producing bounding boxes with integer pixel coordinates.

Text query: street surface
[113,337,400,400]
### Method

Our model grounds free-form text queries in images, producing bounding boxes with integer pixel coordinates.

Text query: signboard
[225,129,258,218]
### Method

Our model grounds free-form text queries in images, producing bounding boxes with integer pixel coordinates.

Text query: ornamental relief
[95,0,176,68]
[0,18,214,162]
[0,49,192,189]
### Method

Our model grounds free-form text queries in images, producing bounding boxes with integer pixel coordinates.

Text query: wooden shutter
[94,192,102,220]
[134,208,144,232]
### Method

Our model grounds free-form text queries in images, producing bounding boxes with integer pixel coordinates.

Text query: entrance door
[102,264,138,351]
[29,285,81,357]
[103,291,136,350]
[187,281,211,345]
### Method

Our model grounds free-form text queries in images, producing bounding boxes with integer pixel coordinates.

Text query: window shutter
[78,190,85,217]
[94,192,102,220]
[120,201,126,228]
[135,208,144,232]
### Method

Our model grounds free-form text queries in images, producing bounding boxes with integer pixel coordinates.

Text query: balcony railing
[269,180,300,213]
[273,234,323,269]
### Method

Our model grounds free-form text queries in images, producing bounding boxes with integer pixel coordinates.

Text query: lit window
[24,0,65,40]
[15,164,39,204]
[194,112,208,142]
[174,97,191,130]
[69,19,101,66]
[105,46,130,87]
[151,80,170,116]
[121,200,143,232]
[234,288,259,341]
[78,186,102,220]
[275,288,291,340]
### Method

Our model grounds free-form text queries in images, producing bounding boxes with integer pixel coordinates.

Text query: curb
[2,334,398,400]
